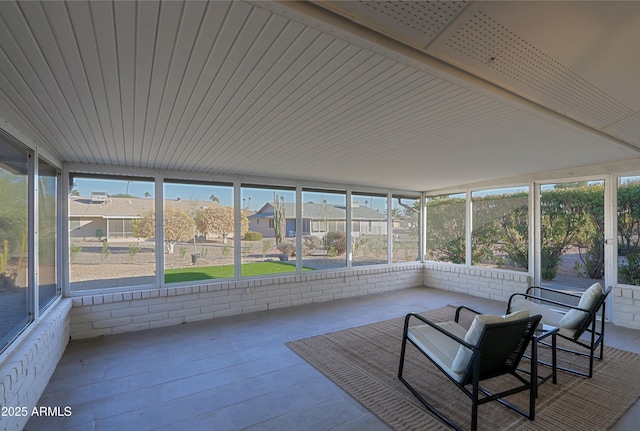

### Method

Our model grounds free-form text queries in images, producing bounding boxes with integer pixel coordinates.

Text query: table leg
[551,333,557,384]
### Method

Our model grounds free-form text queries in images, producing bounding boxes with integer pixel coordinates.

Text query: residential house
[69,195,220,242]
[247,202,387,239]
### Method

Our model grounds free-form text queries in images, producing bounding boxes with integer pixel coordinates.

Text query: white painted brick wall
[69,264,424,340]
[425,264,640,330]
[1,299,71,431]
[424,262,531,302]
[612,286,640,330]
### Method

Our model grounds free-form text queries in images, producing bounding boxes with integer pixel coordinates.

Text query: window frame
[0,130,63,355]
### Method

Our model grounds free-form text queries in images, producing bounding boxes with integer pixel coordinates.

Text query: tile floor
[26,287,640,431]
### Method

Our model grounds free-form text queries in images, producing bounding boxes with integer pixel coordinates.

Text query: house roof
[69,196,220,218]
[248,202,386,221]
[2,1,640,192]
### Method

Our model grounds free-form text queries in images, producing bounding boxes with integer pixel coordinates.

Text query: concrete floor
[26,287,640,431]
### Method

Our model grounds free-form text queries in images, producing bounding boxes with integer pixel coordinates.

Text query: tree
[134,208,195,253]
[0,172,27,260]
[499,201,529,269]
[426,196,466,263]
[196,206,248,240]
[210,194,219,203]
[273,194,286,245]
[144,191,151,198]
[472,192,528,269]
[539,186,599,280]
[617,180,640,254]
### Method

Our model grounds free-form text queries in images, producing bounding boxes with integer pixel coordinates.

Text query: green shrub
[70,245,82,263]
[619,252,640,285]
[262,239,273,258]
[276,241,296,257]
[100,241,110,263]
[324,231,346,255]
[241,245,252,257]
[303,235,322,254]
[127,243,140,263]
[222,245,231,259]
[243,231,262,241]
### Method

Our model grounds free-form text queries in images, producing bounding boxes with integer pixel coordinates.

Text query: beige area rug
[286,305,640,431]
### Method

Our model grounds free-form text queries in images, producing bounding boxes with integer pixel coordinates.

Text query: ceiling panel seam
[113,0,136,165]
[150,1,208,168]
[194,37,358,167]
[32,1,101,162]
[139,1,184,167]
[161,2,233,169]
[188,12,294,166]
[168,1,257,170]
[222,52,390,159]
[194,33,345,166]
[90,1,124,164]
[68,1,117,163]
[194,22,314,164]
[177,8,275,169]
[211,47,380,161]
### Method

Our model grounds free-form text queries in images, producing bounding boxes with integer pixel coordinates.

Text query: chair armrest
[525,285,581,300]
[527,285,612,299]
[454,305,482,323]
[507,292,592,314]
[403,312,473,350]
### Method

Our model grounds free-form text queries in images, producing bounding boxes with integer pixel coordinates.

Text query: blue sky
[72,177,412,212]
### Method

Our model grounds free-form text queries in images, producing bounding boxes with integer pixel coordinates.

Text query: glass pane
[242,186,296,277]
[38,159,59,310]
[471,187,528,271]
[352,193,387,266]
[426,193,465,264]
[540,181,604,290]
[163,181,234,283]
[301,189,347,270]
[617,176,640,286]
[69,177,155,290]
[0,136,29,351]
[392,196,420,263]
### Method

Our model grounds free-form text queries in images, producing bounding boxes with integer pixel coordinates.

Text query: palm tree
[144,191,151,198]
[210,194,219,203]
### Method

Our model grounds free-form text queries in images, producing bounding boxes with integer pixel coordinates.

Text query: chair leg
[587,328,596,378]
[398,315,411,379]
[471,386,478,431]
[596,303,606,363]
[536,333,602,378]
[398,335,407,379]
[529,352,536,420]
[398,339,466,431]
[398,373,466,431]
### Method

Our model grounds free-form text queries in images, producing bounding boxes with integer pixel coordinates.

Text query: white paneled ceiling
[1,1,639,191]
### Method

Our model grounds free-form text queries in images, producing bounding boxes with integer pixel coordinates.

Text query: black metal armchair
[398,306,542,431]
[507,283,612,378]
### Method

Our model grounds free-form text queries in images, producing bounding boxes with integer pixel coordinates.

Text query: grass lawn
[164,261,312,283]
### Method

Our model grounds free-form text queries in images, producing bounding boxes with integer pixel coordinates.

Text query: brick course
[69,264,424,340]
